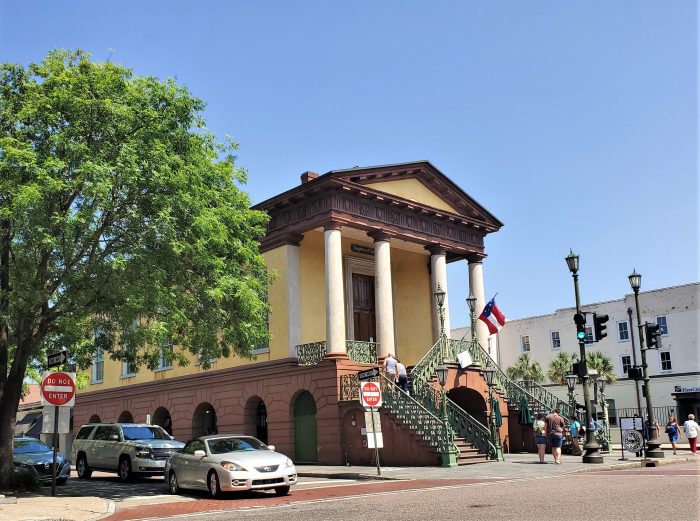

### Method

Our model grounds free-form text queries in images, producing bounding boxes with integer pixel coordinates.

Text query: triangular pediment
[329,161,503,229]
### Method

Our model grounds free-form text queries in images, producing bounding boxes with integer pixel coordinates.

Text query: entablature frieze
[259,187,488,255]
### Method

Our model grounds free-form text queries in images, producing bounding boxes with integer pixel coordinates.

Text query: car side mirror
[110,435,119,441]
[170,435,175,440]
[193,450,206,457]
[267,445,275,451]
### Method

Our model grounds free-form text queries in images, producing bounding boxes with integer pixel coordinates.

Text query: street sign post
[47,351,67,369]
[359,382,383,475]
[41,371,75,497]
[357,368,380,381]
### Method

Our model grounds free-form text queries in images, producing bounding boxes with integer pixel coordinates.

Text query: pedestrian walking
[383,353,397,382]
[545,408,565,464]
[683,414,699,454]
[534,413,547,463]
[569,415,582,455]
[665,415,682,455]
[395,358,409,393]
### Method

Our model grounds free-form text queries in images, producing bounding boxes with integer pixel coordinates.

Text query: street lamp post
[484,362,504,461]
[566,372,578,415]
[467,292,477,349]
[596,375,610,447]
[628,270,664,458]
[565,250,603,463]
[435,284,447,364]
[435,364,457,467]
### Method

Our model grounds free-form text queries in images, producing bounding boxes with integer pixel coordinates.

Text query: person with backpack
[569,415,582,455]
[545,408,566,464]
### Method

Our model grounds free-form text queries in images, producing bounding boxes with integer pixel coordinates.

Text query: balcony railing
[296,341,327,366]
[346,340,378,364]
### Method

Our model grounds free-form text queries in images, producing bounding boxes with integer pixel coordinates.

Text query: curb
[94,499,116,521]
[297,471,398,481]
[569,455,696,474]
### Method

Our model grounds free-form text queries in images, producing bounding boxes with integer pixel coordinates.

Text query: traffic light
[628,366,643,380]
[645,322,661,349]
[572,362,586,378]
[593,313,609,342]
[573,313,586,341]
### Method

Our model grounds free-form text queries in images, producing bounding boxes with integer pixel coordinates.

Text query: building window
[92,346,104,383]
[122,358,136,378]
[660,351,672,371]
[584,326,594,344]
[158,339,173,370]
[617,321,629,341]
[656,316,668,335]
[521,335,530,352]
[621,355,631,375]
[551,331,561,350]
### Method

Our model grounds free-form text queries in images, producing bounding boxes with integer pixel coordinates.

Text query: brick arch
[448,386,487,427]
[243,395,268,444]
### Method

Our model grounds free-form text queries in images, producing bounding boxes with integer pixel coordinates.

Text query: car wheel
[274,486,290,496]
[76,454,92,479]
[168,471,180,494]
[208,470,221,498]
[118,456,133,482]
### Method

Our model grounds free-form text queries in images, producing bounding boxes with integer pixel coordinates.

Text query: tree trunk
[0,353,26,490]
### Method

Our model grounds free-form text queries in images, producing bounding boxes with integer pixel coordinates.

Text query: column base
[325,352,349,361]
[645,443,665,459]
[582,440,604,464]
[441,450,458,467]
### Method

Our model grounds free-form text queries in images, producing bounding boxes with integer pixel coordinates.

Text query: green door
[294,391,318,463]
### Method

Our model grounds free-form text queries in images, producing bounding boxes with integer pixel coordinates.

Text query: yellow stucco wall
[364,178,459,214]
[79,229,437,393]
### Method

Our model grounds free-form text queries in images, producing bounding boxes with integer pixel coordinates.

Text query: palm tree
[506,353,544,383]
[586,351,616,384]
[547,352,579,384]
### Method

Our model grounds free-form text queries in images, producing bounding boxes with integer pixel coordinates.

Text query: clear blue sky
[2,1,697,325]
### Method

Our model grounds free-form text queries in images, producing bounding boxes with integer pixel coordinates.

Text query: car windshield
[14,439,50,454]
[207,437,268,454]
[122,426,170,441]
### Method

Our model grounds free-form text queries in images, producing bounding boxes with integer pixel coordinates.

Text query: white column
[468,258,489,351]
[429,246,451,342]
[324,224,346,356]
[285,243,302,358]
[370,232,395,358]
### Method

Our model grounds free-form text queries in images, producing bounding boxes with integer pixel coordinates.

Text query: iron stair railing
[515,380,575,419]
[410,338,496,459]
[296,340,378,366]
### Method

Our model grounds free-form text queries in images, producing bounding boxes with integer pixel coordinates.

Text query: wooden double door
[352,273,376,342]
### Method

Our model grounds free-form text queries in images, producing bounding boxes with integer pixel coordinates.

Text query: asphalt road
[103,460,699,521]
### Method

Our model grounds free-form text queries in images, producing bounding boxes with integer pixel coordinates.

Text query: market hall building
[73,161,520,466]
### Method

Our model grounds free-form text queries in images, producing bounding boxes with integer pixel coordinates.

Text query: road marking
[297,479,356,485]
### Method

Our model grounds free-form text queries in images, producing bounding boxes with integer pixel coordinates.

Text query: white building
[454,282,700,425]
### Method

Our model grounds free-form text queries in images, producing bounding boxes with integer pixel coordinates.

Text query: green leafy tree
[506,353,544,383]
[547,351,579,385]
[586,351,616,384]
[0,50,269,488]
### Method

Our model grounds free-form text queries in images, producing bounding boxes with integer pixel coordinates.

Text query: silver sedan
[165,435,297,498]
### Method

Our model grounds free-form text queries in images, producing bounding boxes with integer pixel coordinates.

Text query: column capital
[466,253,486,264]
[368,230,392,243]
[426,244,448,256]
[324,222,343,232]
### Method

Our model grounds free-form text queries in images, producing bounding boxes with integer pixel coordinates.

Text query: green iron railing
[409,337,494,459]
[447,338,573,427]
[296,341,326,366]
[516,380,575,419]
[346,340,378,364]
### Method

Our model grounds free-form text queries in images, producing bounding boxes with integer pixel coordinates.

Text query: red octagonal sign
[360,381,382,408]
[41,372,76,407]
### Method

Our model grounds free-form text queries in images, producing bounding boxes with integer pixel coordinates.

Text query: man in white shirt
[683,414,699,454]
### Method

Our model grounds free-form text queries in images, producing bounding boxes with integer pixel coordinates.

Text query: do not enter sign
[41,372,76,407]
[360,381,382,408]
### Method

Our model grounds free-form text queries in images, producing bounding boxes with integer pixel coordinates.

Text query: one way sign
[358,367,380,381]
[47,351,67,368]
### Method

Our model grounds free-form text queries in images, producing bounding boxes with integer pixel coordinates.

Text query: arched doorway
[293,391,317,463]
[192,402,217,438]
[118,410,134,423]
[88,414,101,424]
[448,387,488,427]
[243,396,268,444]
[152,407,173,435]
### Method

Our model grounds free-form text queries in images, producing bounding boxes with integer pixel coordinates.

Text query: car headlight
[136,446,151,457]
[285,458,294,468]
[220,461,247,472]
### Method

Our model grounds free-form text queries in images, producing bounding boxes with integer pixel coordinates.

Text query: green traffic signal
[577,331,586,340]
